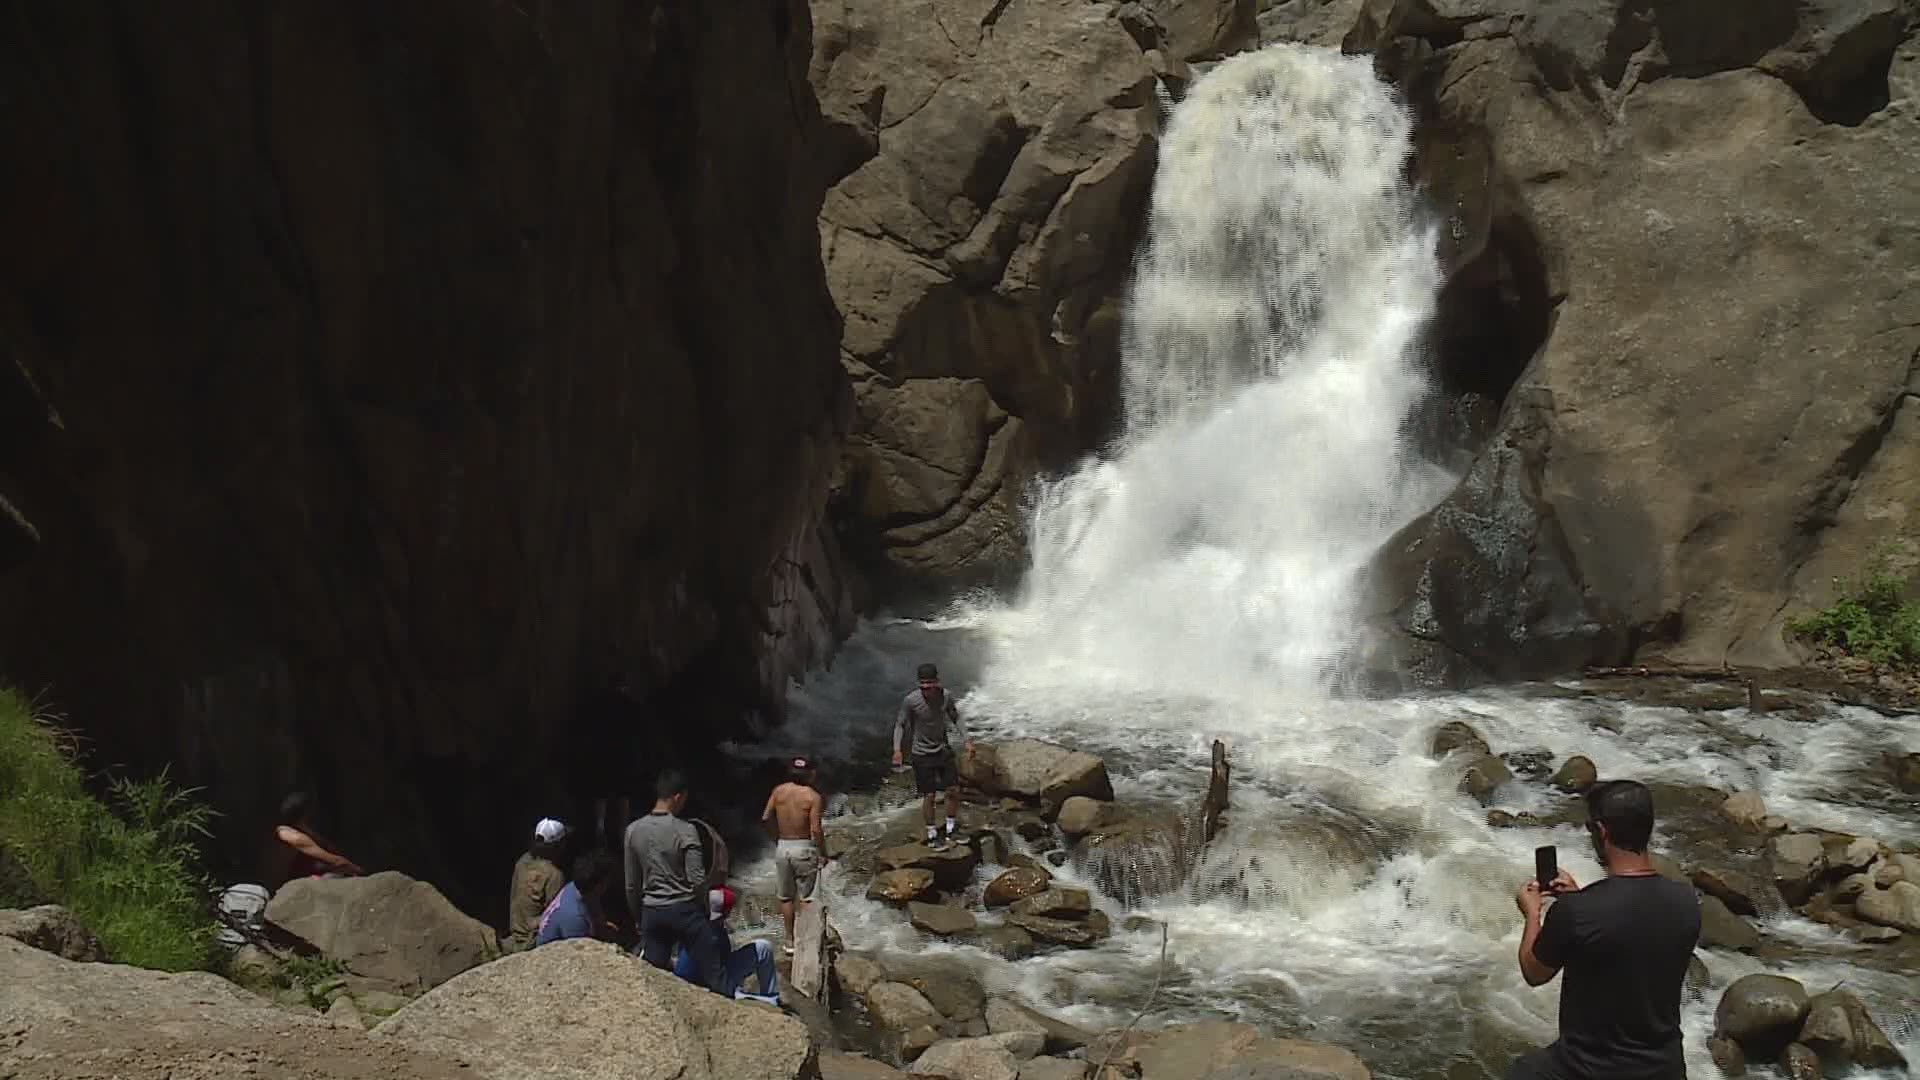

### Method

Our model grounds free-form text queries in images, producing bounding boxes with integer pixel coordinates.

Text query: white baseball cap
[533,818,569,844]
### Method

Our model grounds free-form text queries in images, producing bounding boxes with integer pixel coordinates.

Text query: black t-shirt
[1533,874,1701,1079]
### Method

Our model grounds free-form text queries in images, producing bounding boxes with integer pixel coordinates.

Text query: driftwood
[1583,665,1748,682]
[789,898,828,1001]
[1201,739,1230,844]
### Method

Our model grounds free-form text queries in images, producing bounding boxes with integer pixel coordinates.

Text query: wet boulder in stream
[909,901,977,937]
[1779,1042,1822,1080]
[961,740,1115,809]
[1428,721,1491,759]
[1770,834,1830,906]
[1698,895,1761,954]
[869,869,937,905]
[1056,796,1117,838]
[1799,989,1909,1070]
[1716,974,1811,1059]
[984,866,1053,908]
[1692,866,1773,917]
[1855,879,1920,933]
[878,843,981,893]
[1458,754,1512,805]
[1012,888,1092,920]
[1721,791,1769,830]
[1550,754,1598,793]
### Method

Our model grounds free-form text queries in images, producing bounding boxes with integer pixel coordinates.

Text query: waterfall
[990,44,1455,698]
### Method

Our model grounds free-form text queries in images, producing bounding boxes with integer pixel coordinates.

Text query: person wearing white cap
[506,817,570,951]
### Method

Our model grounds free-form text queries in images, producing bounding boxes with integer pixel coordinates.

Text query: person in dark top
[624,768,726,994]
[269,792,363,889]
[1511,779,1701,1080]
[892,662,972,850]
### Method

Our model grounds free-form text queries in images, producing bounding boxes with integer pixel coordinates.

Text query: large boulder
[1799,989,1909,1070]
[1770,834,1831,906]
[984,866,1054,907]
[0,937,468,1078]
[266,872,497,994]
[1716,974,1812,1057]
[1012,888,1093,920]
[1692,866,1773,917]
[372,940,815,1079]
[866,981,947,1031]
[1007,912,1111,949]
[1458,754,1513,804]
[1428,720,1490,758]
[1361,0,1920,681]
[909,902,978,937]
[811,0,1162,584]
[0,905,105,962]
[908,1033,1043,1080]
[869,869,938,904]
[1056,796,1117,838]
[878,843,982,892]
[984,997,1093,1055]
[1721,792,1769,830]
[1855,879,1920,932]
[962,740,1115,807]
[1096,1021,1371,1079]
[1698,895,1761,954]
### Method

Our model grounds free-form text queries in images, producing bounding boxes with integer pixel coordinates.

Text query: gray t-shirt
[623,812,706,917]
[894,687,967,760]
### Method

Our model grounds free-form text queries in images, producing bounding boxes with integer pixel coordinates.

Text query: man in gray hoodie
[892,662,972,849]
[623,769,725,993]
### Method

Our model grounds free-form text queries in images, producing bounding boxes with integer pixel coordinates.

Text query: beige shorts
[774,839,820,901]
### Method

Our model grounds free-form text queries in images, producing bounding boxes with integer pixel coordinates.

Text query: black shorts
[912,753,956,795]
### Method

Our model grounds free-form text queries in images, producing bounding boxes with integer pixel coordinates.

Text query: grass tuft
[0,686,219,970]
[1789,542,1920,673]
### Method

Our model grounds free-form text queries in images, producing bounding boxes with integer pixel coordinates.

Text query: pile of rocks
[1711,974,1907,1078]
[1426,720,1598,816]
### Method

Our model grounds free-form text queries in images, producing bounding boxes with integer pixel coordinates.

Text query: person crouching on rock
[535,850,615,946]
[893,662,973,850]
[672,885,780,1005]
[1510,779,1700,1080]
[761,755,828,956]
[507,817,571,951]
[271,791,363,888]
[624,768,726,994]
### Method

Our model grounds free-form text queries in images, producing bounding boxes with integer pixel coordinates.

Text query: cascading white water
[998,45,1455,696]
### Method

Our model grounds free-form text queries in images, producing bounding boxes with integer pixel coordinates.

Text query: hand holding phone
[1535,845,1557,892]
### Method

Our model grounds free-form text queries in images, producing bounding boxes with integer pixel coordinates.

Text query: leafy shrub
[0,687,220,970]
[1789,544,1920,671]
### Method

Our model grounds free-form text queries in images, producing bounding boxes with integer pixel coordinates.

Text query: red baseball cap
[707,885,737,921]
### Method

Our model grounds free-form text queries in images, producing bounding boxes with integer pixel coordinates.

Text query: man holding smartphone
[1511,779,1701,1080]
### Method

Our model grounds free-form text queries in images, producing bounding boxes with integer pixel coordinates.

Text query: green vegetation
[279,951,349,1009]
[0,687,220,970]
[1789,544,1920,672]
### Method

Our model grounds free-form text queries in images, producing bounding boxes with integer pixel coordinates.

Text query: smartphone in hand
[1535,845,1557,892]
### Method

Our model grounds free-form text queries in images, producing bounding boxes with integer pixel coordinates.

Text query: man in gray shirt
[892,662,972,849]
[623,769,724,992]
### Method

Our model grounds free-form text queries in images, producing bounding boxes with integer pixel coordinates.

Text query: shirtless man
[761,756,827,954]
[271,792,363,887]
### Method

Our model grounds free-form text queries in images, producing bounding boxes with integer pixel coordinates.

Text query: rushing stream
[740,44,1920,1080]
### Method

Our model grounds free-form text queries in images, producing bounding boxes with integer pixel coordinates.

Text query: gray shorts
[774,839,820,901]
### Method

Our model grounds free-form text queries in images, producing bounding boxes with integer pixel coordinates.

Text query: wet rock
[826,833,858,860]
[1779,1042,1822,1080]
[821,1052,908,1079]
[909,1033,1039,1080]
[1871,855,1906,889]
[1056,797,1115,839]
[1709,1031,1748,1076]
[1015,820,1050,843]
[1012,888,1092,921]
[909,902,977,938]
[1721,792,1768,830]
[1651,853,1690,884]
[1893,752,1920,793]
[888,957,987,1024]
[901,1025,941,1062]
[0,905,106,962]
[1834,873,1874,901]
[1551,755,1599,793]
[1459,754,1513,805]
[1855,880,1920,932]
[878,843,981,893]
[1429,721,1490,759]
[1798,992,1854,1060]
[1822,834,1879,876]
[1716,974,1811,1056]
[836,953,887,997]
[1762,816,1791,833]
[1124,916,1161,934]
[229,944,283,985]
[981,926,1035,961]
[977,831,1013,867]
[1699,895,1761,954]
[1692,867,1770,917]
[1844,923,1902,944]
[1501,747,1556,781]
[867,982,945,1031]
[961,740,1115,809]
[1095,1021,1370,1079]
[1770,834,1829,906]
[1007,913,1107,949]
[985,867,1054,908]
[1015,1057,1087,1080]
[985,998,1093,1055]
[1045,851,1068,868]
[1685,954,1711,1003]
[1487,809,1545,828]
[869,869,937,904]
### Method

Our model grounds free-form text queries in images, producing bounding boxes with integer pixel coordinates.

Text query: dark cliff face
[0,2,852,908]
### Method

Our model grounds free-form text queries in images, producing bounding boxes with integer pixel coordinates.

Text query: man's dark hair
[572,850,614,892]
[1584,779,1655,852]
[917,663,939,681]
[655,768,689,801]
[278,791,312,825]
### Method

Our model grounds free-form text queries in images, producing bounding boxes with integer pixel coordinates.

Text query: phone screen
[1535,845,1557,890]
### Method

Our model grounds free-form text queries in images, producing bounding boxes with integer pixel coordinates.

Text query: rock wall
[809,0,1254,589]
[0,2,852,903]
[1361,0,1920,682]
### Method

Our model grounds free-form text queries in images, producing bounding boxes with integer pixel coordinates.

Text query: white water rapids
[743,44,1920,1080]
